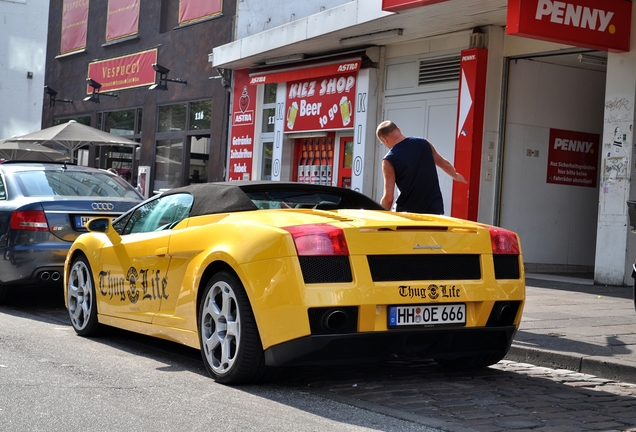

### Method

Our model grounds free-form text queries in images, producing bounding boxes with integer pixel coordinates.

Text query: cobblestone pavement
[279,359,636,432]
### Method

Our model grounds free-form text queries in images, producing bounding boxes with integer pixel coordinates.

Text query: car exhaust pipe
[40,272,50,281]
[50,272,61,281]
[322,309,349,332]
[496,303,513,324]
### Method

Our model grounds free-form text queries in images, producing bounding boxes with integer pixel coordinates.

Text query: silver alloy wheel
[67,259,93,331]
[200,280,240,375]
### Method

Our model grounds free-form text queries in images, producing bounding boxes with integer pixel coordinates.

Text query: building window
[97,108,142,184]
[259,84,276,180]
[158,104,187,132]
[154,100,212,191]
[189,100,212,130]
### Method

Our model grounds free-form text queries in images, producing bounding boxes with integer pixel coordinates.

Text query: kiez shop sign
[285,72,356,132]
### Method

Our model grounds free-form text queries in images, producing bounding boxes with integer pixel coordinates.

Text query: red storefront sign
[451,48,488,221]
[106,0,140,41]
[86,49,157,93]
[60,0,89,54]
[507,0,631,52]
[227,69,256,181]
[382,0,449,12]
[249,60,361,85]
[285,73,357,132]
[179,0,222,25]
[546,129,599,187]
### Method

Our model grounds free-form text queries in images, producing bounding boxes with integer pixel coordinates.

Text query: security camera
[152,63,171,74]
[86,78,102,89]
[44,85,58,97]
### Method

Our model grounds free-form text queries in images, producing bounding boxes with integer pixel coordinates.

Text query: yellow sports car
[64,182,525,384]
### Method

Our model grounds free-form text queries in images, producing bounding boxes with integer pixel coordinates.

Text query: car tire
[198,270,276,385]
[434,352,506,370]
[67,254,103,336]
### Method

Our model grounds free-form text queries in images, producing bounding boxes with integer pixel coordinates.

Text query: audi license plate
[75,216,94,228]
[388,304,466,327]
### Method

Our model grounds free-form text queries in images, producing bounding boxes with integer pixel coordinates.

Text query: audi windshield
[13,171,140,199]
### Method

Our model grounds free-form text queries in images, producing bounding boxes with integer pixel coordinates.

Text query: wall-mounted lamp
[209,67,231,90]
[577,54,607,67]
[339,28,404,47]
[83,78,118,103]
[44,85,73,107]
[149,63,187,91]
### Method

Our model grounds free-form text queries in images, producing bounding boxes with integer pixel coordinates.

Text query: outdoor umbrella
[8,120,139,162]
[0,138,69,162]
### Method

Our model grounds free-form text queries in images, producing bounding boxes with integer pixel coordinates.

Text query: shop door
[338,137,353,189]
[379,91,458,214]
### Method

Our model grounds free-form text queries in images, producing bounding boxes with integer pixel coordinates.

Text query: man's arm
[381,159,396,210]
[429,142,467,183]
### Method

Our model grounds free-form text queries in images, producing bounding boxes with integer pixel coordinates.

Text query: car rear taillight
[488,227,519,255]
[283,224,349,256]
[10,210,49,231]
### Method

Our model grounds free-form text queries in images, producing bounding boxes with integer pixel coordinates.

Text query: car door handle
[155,247,169,257]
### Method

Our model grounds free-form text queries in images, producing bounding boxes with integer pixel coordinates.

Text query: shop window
[188,136,209,183]
[155,101,212,190]
[154,138,183,191]
[54,116,90,126]
[189,100,212,130]
[261,84,277,133]
[97,108,142,184]
[158,104,187,132]
[102,109,141,135]
[261,141,273,180]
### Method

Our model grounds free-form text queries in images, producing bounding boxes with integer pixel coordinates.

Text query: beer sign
[284,72,357,132]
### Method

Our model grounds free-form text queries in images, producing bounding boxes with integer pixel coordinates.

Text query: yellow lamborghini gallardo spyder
[64,182,525,384]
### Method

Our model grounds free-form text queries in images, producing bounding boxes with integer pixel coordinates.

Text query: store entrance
[499,53,606,276]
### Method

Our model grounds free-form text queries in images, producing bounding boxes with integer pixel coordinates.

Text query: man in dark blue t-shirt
[377,120,466,214]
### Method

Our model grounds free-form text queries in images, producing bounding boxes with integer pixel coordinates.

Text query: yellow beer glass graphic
[287,101,299,129]
[340,96,352,126]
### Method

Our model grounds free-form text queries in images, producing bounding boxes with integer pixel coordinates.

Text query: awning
[248,55,365,85]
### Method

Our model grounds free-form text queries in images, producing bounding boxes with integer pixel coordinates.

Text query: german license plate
[388,304,466,327]
[75,216,93,228]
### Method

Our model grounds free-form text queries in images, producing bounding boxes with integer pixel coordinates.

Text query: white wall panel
[501,59,605,268]
[0,0,49,139]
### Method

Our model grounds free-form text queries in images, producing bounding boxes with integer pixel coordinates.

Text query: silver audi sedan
[0,161,143,301]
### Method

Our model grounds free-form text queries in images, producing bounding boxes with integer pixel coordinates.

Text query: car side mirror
[86,217,110,233]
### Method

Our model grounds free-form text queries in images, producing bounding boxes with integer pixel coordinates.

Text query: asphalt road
[2,286,636,432]
[0,286,434,432]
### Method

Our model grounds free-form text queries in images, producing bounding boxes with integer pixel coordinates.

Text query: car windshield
[245,190,378,210]
[14,170,140,198]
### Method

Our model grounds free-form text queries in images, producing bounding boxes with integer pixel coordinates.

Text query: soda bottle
[319,138,328,185]
[310,139,320,184]
[326,138,333,186]
[297,140,307,183]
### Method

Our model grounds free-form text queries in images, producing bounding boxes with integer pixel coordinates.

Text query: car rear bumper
[264,325,516,367]
[0,242,69,285]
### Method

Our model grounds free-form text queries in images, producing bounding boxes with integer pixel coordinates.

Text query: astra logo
[553,138,594,153]
[535,0,615,33]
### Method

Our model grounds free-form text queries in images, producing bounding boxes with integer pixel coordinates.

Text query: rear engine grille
[299,256,353,284]
[493,255,520,279]
[367,254,481,282]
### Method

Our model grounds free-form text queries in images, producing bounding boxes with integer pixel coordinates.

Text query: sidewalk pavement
[505,273,636,384]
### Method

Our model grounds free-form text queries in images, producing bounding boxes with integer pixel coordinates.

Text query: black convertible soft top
[161,181,384,217]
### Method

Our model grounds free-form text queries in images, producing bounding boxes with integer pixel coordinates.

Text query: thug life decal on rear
[398,284,461,300]
[99,267,168,304]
